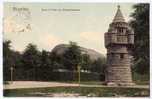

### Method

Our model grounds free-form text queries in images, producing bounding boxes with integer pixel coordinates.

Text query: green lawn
[59,81,104,85]
[4,86,149,97]
[132,73,149,85]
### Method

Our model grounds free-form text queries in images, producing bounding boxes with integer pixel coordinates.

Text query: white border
[0,0,151,99]
[0,0,3,98]
[2,0,152,3]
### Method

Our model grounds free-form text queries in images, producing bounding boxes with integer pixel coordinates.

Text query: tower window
[111,53,114,57]
[120,53,124,59]
[118,28,123,33]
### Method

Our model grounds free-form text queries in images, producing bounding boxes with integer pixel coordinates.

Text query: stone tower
[104,5,134,86]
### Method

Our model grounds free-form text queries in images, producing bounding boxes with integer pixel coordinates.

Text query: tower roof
[112,5,125,23]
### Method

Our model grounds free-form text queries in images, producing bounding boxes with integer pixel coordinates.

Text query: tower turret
[104,5,134,86]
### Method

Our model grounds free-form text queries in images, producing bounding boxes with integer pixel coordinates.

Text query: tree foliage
[130,4,149,74]
[3,40,22,80]
[81,54,92,71]
[50,51,64,70]
[3,40,13,68]
[40,50,51,68]
[63,41,82,70]
[90,58,106,74]
[22,43,41,69]
[3,41,106,81]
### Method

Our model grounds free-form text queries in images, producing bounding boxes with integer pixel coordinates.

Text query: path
[4,81,149,89]
[4,81,79,89]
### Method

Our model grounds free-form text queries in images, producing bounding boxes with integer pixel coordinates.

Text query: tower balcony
[105,33,132,47]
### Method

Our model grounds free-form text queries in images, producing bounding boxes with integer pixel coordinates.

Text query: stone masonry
[104,5,134,86]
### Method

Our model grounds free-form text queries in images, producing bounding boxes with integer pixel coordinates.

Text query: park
[3,3,150,97]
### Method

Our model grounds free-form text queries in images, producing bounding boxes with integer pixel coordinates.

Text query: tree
[81,54,92,71]
[11,51,23,68]
[50,51,64,70]
[3,40,13,80]
[40,50,52,68]
[130,4,149,74]
[22,43,41,69]
[22,43,41,80]
[63,41,82,71]
[90,58,106,74]
[3,40,22,81]
[3,40,13,67]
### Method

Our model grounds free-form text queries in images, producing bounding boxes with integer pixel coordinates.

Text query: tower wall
[106,45,133,85]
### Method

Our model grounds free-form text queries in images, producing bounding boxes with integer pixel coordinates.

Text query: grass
[4,86,149,97]
[59,80,103,85]
[132,73,149,85]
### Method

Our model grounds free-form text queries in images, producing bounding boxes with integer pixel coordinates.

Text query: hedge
[4,68,105,81]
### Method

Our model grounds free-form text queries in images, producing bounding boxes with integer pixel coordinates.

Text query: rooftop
[112,5,125,23]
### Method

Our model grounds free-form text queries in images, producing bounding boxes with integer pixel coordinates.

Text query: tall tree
[130,4,149,74]
[22,43,41,69]
[63,41,82,71]
[3,40,13,80]
[3,40,12,67]
[22,43,41,80]
[3,40,22,81]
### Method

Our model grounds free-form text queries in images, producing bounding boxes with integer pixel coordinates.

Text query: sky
[3,3,136,55]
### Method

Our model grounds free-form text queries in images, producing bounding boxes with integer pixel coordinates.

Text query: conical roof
[112,5,125,23]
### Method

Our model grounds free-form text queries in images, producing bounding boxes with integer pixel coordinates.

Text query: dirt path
[3,81,149,89]
[4,81,79,89]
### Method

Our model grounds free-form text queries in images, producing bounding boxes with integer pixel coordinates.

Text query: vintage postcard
[2,1,150,98]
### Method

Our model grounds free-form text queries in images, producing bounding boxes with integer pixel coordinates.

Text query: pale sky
[3,3,136,55]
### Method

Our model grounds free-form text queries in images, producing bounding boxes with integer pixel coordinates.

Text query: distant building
[104,5,134,86]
